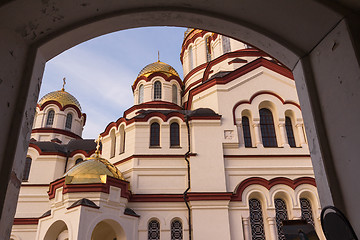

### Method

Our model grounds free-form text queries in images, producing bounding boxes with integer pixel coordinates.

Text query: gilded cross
[94,135,102,156]
[61,77,66,91]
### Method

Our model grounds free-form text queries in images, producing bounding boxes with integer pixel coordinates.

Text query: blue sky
[40,27,187,139]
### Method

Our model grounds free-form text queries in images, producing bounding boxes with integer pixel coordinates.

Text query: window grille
[172,85,178,104]
[205,37,211,62]
[120,127,125,154]
[150,123,160,147]
[46,110,55,126]
[222,35,231,54]
[22,157,32,181]
[154,81,162,100]
[65,113,72,130]
[242,116,252,147]
[275,198,288,240]
[148,220,160,240]
[189,46,194,70]
[285,117,296,147]
[139,84,144,104]
[75,158,83,165]
[300,198,314,227]
[259,108,277,147]
[170,123,180,147]
[171,220,182,240]
[249,198,265,240]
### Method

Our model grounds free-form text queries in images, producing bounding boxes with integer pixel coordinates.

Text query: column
[252,121,263,147]
[237,123,245,148]
[242,217,251,240]
[267,217,277,240]
[295,123,307,146]
[278,122,289,148]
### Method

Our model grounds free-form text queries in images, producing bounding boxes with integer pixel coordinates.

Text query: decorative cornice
[132,72,183,92]
[232,90,301,124]
[185,58,295,109]
[113,153,197,166]
[124,101,183,118]
[31,128,82,139]
[37,100,83,118]
[48,176,131,200]
[13,218,39,225]
[231,177,316,201]
[224,154,311,158]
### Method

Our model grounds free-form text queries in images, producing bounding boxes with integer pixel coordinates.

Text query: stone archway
[0,1,359,238]
[91,219,126,240]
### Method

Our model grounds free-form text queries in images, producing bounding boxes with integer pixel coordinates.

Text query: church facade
[10,29,323,240]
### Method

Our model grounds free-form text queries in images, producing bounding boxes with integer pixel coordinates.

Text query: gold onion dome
[64,156,124,184]
[137,61,179,78]
[38,89,82,111]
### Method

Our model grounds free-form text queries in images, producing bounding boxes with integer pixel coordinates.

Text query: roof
[137,61,179,78]
[29,139,97,155]
[38,89,82,110]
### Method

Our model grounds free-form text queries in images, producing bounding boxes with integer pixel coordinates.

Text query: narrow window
[205,37,211,62]
[259,108,277,147]
[75,158,83,165]
[65,113,72,130]
[148,219,160,240]
[171,219,183,240]
[154,81,162,100]
[249,199,265,240]
[285,117,296,147]
[189,46,194,70]
[242,116,252,147]
[300,198,314,227]
[222,35,231,54]
[172,85,178,104]
[170,122,180,147]
[110,130,116,158]
[46,110,55,127]
[120,125,125,154]
[150,122,160,147]
[275,199,288,240]
[22,157,32,181]
[139,84,144,104]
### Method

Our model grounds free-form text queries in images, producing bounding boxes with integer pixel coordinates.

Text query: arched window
[171,219,183,240]
[148,219,160,240]
[150,122,160,147]
[75,158,83,165]
[65,113,72,130]
[154,81,162,100]
[249,198,265,240]
[222,35,231,54]
[285,117,296,147]
[139,84,144,104]
[205,37,211,62]
[120,125,125,154]
[242,116,252,147]
[22,157,32,181]
[189,46,194,70]
[46,110,55,127]
[259,108,277,147]
[170,122,180,147]
[172,85,178,104]
[110,130,116,158]
[275,198,288,240]
[300,198,314,227]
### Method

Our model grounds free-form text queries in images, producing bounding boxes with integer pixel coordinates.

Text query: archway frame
[0,1,359,238]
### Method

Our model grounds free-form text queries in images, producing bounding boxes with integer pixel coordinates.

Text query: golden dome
[64,156,124,184]
[137,61,179,78]
[38,90,81,110]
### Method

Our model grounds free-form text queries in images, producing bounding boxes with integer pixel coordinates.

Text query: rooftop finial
[61,77,66,91]
[94,135,102,158]
[157,51,160,62]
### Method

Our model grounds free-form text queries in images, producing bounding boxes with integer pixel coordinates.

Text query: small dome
[137,61,179,78]
[64,155,124,184]
[38,90,81,110]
